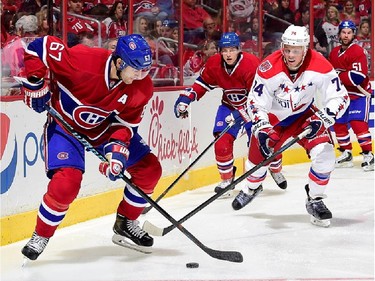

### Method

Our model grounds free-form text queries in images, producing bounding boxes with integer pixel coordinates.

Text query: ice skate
[21,231,49,261]
[112,213,153,254]
[214,166,236,198]
[361,151,374,172]
[335,149,353,168]
[305,185,332,227]
[269,168,287,189]
[232,185,263,210]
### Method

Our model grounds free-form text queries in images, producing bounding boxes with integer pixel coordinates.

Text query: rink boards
[1,88,374,245]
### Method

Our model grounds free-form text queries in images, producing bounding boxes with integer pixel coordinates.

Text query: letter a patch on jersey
[259,60,272,72]
[118,94,128,104]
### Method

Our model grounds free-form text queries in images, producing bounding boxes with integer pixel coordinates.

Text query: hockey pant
[245,111,335,198]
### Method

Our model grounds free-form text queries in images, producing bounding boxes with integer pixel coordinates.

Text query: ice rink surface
[1,157,374,281]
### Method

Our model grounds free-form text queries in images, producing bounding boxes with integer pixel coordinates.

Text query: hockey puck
[186,262,199,268]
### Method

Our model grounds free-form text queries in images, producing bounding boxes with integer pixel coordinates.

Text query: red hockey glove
[174,88,197,119]
[252,120,280,158]
[15,77,51,113]
[302,110,335,139]
[99,141,129,181]
[225,106,251,128]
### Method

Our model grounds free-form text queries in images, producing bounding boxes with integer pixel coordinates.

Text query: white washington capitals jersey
[247,49,349,127]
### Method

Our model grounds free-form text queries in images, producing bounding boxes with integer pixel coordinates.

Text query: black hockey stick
[143,127,312,236]
[45,104,243,263]
[142,122,234,215]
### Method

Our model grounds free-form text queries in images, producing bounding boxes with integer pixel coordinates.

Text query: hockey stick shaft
[357,85,371,98]
[45,105,243,263]
[142,122,234,214]
[143,127,312,236]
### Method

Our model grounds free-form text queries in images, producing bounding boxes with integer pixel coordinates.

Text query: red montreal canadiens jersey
[192,52,260,109]
[24,36,154,146]
[329,42,371,97]
[247,49,349,126]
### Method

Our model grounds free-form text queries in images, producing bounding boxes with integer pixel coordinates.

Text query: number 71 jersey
[247,49,349,126]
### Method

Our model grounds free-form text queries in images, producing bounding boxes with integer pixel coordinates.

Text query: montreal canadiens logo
[223,89,248,107]
[129,42,137,50]
[73,106,110,129]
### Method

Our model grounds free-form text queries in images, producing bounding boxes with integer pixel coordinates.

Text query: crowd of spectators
[0,0,373,89]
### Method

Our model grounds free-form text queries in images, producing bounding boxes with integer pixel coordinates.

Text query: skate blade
[335,162,354,168]
[217,190,235,199]
[22,257,30,267]
[310,216,330,227]
[362,165,374,172]
[112,234,152,254]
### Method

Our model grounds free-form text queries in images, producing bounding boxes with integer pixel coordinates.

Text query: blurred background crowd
[0,0,373,92]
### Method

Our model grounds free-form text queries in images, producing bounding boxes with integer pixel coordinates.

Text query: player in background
[174,32,288,196]
[17,34,162,260]
[328,20,374,171]
[235,25,349,227]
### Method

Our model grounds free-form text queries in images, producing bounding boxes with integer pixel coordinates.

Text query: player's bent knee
[130,154,162,194]
[214,133,234,155]
[47,168,83,206]
[245,159,267,178]
[310,143,335,173]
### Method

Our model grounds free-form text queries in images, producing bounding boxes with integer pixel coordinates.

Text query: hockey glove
[16,76,51,113]
[252,120,280,158]
[99,141,129,181]
[174,88,197,119]
[348,70,366,86]
[302,110,335,139]
[225,106,251,128]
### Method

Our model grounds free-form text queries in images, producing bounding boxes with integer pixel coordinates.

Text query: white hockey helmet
[281,25,310,70]
[281,25,310,47]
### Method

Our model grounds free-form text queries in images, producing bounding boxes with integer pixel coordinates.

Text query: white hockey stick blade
[142,221,164,237]
[310,216,330,228]
[112,234,153,253]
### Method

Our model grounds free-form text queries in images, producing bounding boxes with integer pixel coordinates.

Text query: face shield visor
[118,60,151,80]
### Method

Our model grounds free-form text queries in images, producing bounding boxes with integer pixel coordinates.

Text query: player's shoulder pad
[306,49,333,74]
[242,52,261,64]
[205,53,222,67]
[257,50,283,78]
[349,42,368,55]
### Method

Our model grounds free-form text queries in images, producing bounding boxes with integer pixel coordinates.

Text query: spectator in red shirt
[340,0,359,26]
[182,0,212,44]
[356,0,371,21]
[183,39,217,77]
[104,1,127,39]
[66,0,106,45]
[67,0,95,34]
[182,0,211,30]
[356,18,371,51]
[312,0,327,19]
